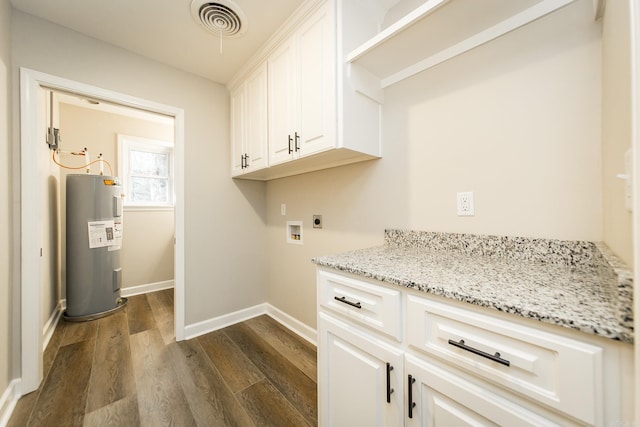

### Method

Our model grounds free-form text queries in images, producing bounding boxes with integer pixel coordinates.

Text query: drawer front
[407,295,603,426]
[318,269,402,341]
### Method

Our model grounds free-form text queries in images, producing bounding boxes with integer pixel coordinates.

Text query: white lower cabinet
[319,312,404,427]
[405,295,602,425]
[317,268,633,427]
[404,354,560,427]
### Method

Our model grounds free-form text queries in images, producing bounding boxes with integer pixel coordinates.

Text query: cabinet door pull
[386,363,394,403]
[241,154,246,169]
[295,131,300,151]
[448,339,510,367]
[333,296,361,309]
[288,135,293,154]
[408,375,416,418]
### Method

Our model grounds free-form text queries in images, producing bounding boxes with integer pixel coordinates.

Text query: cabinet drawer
[407,295,603,426]
[318,269,402,341]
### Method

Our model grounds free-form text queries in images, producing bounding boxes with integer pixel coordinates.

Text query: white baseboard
[266,304,317,346]
[184,303,268,340]
[0,379,21,427]
[42,300,64,351]
[183,302,317,346]
[121,280,174,297]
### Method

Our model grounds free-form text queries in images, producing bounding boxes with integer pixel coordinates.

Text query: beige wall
[11,10,267,329]
[59,103,175,291]
[266,0,603,329]
[602,0,634,267]
[1,0,12,399]
[120,211,175,288]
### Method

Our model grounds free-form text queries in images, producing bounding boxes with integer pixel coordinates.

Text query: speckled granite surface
[312,230,634,343]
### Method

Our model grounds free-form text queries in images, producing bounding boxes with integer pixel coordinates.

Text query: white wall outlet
[281,203,286,216]
[457,192,475,216]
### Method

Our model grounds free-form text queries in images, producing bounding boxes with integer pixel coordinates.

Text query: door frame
[632,0,640,420]
[19,67,186,393]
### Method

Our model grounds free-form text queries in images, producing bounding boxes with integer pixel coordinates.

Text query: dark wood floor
[8,289,318,426]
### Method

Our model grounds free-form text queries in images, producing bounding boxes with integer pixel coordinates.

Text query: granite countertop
[312,230,634,343]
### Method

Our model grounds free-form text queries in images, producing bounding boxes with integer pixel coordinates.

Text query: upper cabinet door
[245,63,268,171]
[230,85,246,176]
[297,3,335,157]
[231,63,268,176]
[268,37,297,166]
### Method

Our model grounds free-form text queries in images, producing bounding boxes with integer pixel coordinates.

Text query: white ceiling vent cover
[190,0,247,39]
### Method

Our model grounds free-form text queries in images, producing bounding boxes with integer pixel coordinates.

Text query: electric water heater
[65,174,126,320]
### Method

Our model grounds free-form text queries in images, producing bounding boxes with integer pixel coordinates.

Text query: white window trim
[117,134,175,208]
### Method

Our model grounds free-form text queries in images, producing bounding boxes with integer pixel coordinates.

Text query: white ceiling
[10,0,305,84]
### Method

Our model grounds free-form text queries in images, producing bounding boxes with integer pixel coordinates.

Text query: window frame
[117,134,175,209]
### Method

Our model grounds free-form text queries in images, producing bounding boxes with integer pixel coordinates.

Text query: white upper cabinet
[230,84,246,176]
[228,0,382,181]
[268,1,336,165]
[267,37,297,166]
[230,63,268,176]
[296,3,336,157]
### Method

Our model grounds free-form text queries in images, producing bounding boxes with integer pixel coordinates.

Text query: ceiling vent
[190,0,247,39]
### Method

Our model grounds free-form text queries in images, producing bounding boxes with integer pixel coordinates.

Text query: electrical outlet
[281,203,286,216]
[313,214,322,229]
[457,192,475,216]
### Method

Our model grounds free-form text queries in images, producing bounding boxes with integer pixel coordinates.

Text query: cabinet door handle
[408,374,416,418]
[333,296,361,309]
[240,154,245,169]
[294,131,300,151]
[288,135,293,154]
[448,339,510,367]
[386,362,394,403]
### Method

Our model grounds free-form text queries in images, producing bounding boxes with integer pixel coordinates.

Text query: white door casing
[19,67,186,393]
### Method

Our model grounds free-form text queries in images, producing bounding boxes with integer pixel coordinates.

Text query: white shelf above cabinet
[346,0,582,93]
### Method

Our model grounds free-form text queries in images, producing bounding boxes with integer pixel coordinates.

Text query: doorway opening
[19,68,186,394]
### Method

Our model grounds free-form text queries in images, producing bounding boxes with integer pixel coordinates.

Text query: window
[118,134,174,208]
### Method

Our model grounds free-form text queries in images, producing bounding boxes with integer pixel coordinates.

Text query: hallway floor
[8,289,318,426]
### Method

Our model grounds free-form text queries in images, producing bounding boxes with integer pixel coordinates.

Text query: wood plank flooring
[8,289,317,426]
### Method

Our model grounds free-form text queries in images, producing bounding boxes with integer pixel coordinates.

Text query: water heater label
[108,220,123,252]
[87,220,116,249]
